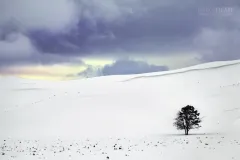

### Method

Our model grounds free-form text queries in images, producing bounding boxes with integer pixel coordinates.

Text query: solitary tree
[173,105,201,135]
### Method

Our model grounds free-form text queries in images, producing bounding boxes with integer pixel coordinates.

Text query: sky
[0,0,239,80]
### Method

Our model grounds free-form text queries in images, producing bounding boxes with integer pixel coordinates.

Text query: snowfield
[0,60,240,160]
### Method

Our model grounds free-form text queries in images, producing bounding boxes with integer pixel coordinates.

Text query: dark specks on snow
[0,136,239,159]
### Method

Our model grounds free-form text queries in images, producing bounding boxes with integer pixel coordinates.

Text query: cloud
[101,59,168,75]
[0,0,138,33]
[0,0,80,67]
[0,33,35,59]
[0,0,240,74]
[0,0,78,33]
[194,28,240,62]
[27,0,240,60]
[0,0,139,66]
[69,59,168,78]
[0,54,83,68]
[0,29,83,68]
[29,0,200,55]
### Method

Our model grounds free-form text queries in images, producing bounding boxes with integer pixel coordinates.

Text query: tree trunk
[183,119,188,135]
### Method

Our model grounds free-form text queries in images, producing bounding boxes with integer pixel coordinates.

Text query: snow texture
[0,60,240,159]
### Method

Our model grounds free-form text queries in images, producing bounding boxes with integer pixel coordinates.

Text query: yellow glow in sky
[83,58,114,66]
[4,58,115,80]
[0,55,199,80]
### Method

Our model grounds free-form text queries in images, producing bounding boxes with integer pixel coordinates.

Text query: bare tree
[173,105,202,135]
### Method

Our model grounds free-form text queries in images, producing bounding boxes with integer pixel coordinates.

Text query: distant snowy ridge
[123,59,240,81]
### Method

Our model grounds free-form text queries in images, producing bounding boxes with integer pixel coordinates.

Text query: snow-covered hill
[0,60,240,160]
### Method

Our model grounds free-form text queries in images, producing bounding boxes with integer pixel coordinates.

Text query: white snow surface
[0,60,240,160]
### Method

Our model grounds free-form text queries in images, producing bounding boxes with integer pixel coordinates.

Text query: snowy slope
[0,60,240,160]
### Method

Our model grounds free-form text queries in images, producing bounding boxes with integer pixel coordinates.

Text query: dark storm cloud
[0,53,83,67]
[101,59,168,75]
[71,59,168,78]
[0,0,240,68]
[28,0,240,60]
[29,2,200,55]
